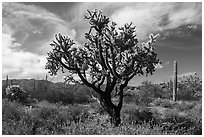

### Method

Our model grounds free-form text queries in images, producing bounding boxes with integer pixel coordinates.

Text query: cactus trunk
[33,79,35,92]
[6,75,9,87]
[173,60,177,101]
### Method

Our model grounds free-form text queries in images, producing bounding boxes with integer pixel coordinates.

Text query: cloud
[64,2,201,43]
[2,27,48,78]
[155,61,170,70]
[110,2,201,40]
[2,2,77,79]
[3,2,76,53]
[178,72,197,77]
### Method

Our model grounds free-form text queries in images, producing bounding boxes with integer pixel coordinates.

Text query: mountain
[2,78,91,100]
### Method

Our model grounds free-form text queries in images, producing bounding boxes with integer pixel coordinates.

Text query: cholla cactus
[6,85,28,103]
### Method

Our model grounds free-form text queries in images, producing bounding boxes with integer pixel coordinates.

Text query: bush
[122,106,155,125]
[35,107,59,120]
[160,109,198,134]
[174,101,195,111]
[166,74,202,101]
[66,104,90,123]
[151,98,175,108]
[186,103,202,134]
[32,101,89,123]
[45,90,74,105]
[136,81,164,105]
[5,85,29,103]
[123,90,141,104]
[151,99,197,111]
[89,102,106,115]
[2,99,22,121]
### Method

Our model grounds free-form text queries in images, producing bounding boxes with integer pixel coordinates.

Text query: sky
[2,2,202,86]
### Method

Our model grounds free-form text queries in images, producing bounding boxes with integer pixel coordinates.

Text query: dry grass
[2,99,202,135]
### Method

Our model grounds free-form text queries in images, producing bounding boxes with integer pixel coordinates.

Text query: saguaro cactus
[45,75,48,91]
[6,75,9,87]
[33,79,35,92]
[173,60,177,101]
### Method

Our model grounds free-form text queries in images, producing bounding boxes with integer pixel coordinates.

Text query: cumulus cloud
[2,2,76,79]
[64,2,201,43]
[110,2,201,40]
[154,61,170,70]
[3,2,76,52]
[2,31,48,79]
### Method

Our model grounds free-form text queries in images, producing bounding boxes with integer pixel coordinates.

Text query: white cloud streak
[110,2,201,40]
[2,30,48,79]
[70,2,201,41]
[2,2,76,79]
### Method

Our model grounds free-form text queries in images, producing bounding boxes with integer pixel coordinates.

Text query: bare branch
[98,75,105,88]
[75,67,103,94]
[91,94,100,104]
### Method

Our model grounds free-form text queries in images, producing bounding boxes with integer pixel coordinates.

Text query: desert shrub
[158,108,201,134]
[2,99,22,121]
[173,101,195,111]
[35,107,59,120]
[178,74,202,101]
[5,85,29,103]
[151,98,198,111]
[72,85,92,104]
[35,100,55,108]
[32,109,65,134]
[151,98,175,108]
[89,102,106,115]
[73,92,90,104]
[123,89,141,104]
[166,74,202,101]
[161,88,172,99]
[136,81,164,105]
[10,115,44,135]
[2,99,43,135]
[149,99,202,134]
[185,103,202,134]
[122,106,155,125]
[43,87,91,105]
[45,90,74,104]
[66,104,90,123]
[60,91,75,104]
[31,101,67,123]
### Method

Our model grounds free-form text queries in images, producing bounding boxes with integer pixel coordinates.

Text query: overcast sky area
[2,2,202,86]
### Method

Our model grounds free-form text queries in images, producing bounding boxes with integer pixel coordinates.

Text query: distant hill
[2,79,92,101]
[2,79,67,93]
[2,78,138,94]
[2,78,139,104]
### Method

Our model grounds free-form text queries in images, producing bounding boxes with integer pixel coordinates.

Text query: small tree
[5,85,29,103]
[177,73,202,100]
[46,9,161,126]
[137,81,163,105]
